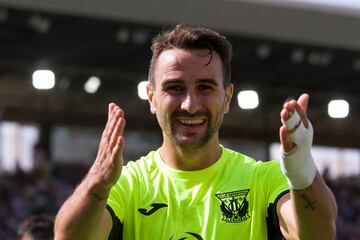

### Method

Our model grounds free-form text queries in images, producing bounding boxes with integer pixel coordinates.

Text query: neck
[160,137,222,171]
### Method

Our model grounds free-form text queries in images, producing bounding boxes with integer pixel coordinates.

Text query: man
[55,24,337,239]
[18,215,54,240]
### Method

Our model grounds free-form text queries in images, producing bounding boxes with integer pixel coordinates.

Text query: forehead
[154,48,223,85]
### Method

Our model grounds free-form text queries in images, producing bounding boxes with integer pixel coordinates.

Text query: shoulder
[222,146,282,175]
[222,146,263,168]
[122,150,158,178]
[222,147,255,163]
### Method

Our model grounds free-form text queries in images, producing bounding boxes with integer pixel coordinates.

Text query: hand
[280,93,309,153]
[87,103,126,197]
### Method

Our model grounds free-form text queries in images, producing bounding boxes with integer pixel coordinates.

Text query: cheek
[155,96,179,120]
[205,94,225,110]
[161,95,182,110]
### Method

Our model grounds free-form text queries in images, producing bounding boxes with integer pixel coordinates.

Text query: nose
[181,90,201,114]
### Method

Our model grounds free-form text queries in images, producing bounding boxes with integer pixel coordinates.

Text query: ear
[147,83,156,114]
[224,83,234,114]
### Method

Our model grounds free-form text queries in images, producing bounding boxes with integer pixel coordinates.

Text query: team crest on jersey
[215,189,250,223]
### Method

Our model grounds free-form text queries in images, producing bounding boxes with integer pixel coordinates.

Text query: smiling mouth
[177,118,206,126]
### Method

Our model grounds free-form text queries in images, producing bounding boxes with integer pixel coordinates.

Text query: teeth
[178,119,205,125]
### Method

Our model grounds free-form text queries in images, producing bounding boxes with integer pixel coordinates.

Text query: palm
[88,103,126,194]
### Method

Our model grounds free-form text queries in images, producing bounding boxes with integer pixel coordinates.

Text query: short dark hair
[17,215,54,240]
[148,24,232,88]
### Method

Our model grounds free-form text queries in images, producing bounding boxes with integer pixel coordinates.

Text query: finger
[297,93,309,114]
[104,107,123,142]
[283,96,295,107]
[108,103,114,119]
[111,136,125,165]
[118,115,126,136]
[110,108,125,135]
[280,98,299,152]
[280,108,291,122]
[282,94,310,127]
[103,104,118,138]
[283,99,297,113]
[99,104,123,154]
[108,103,120,125]
[279,125,296,152]
[296,93,309,122]
[109,117,126,150]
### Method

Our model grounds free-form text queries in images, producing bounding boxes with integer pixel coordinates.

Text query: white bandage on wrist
[280,112,317,190]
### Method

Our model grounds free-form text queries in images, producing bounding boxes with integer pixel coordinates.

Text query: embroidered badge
[215,189,250,223]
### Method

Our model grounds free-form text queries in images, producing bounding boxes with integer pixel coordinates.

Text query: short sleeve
[258,161,289,204]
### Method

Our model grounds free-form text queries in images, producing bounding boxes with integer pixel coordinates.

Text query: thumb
[296,93,309,128]
[280,125,296,153]
[297,93,309,114]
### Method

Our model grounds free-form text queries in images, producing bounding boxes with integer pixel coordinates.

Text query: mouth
[177,117,206,132]
[177,117,206,127]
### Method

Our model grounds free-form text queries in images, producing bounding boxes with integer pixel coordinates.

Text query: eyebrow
[161,78,219,87]
[197,78,219,86]
[162,79,183,85]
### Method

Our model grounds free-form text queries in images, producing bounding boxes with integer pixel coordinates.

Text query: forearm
[279,98,338,239]
[54,178,111,240]
[55,103,125,240]
[291,172,337,239]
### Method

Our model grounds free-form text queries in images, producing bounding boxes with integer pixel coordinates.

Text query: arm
[54,103,126,240]
[277,94,337,239]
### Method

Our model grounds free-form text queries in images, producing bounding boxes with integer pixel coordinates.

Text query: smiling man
[55,24,337,240]
[148,47,232,171]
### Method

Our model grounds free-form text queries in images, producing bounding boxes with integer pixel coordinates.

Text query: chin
[173,136,210,149]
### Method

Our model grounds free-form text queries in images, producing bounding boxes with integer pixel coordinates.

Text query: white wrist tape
[280,112,317,190]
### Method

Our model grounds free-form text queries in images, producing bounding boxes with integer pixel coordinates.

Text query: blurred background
[0,0,359,239]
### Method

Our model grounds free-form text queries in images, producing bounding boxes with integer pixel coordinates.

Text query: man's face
[148,48,233,149]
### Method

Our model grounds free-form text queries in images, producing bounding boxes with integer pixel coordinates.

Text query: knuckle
[102,132,110,140]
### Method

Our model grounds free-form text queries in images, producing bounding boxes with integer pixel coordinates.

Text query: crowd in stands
[0,162,359,239]
[0,163,87,239]
[326,174,360,240]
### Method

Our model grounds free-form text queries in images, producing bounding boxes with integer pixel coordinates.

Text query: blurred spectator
[0,162,87,239]
[17,215,54,240]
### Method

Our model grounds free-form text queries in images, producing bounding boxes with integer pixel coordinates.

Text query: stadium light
[32,70,55,90]
[84,76,101,94]
[237,90,259,109]
[138,81,148,100]
[328,99,349,118]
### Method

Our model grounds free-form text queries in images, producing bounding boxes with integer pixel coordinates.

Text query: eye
[198,84,213,91]
[165,84,185,93]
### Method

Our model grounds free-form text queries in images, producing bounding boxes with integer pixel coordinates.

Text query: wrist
[83,175,111,202]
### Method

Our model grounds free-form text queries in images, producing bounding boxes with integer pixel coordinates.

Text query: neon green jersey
[107,146,289,240]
